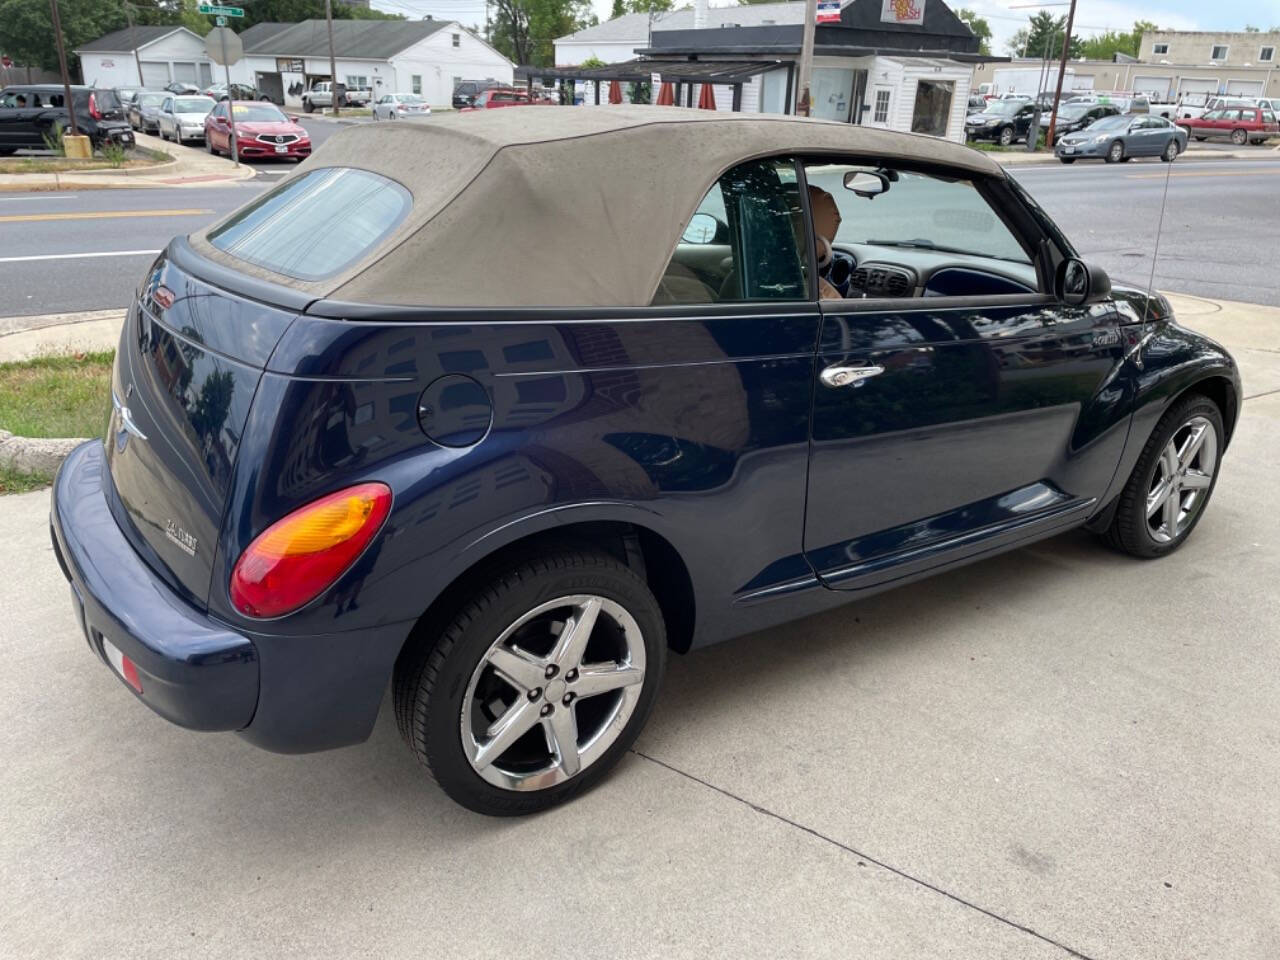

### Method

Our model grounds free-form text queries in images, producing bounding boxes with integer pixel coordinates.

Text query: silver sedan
[372,93,431,121]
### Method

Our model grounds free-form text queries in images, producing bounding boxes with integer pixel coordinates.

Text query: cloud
[960,0,1202,56]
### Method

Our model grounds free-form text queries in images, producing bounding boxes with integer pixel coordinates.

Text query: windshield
[1088,115,1130,132]
[1057,104,1091,120]
[986,100,1025,116]
[230,103,287,122]
[174,97,214,113]
[138,93,167,107]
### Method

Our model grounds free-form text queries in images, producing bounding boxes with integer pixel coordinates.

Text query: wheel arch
[1178,373,1239,447]
[396,516,698,678]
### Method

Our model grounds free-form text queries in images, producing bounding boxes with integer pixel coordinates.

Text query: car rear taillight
[88,92,102,120]
[103,637,142,693]
[230,483,392,618]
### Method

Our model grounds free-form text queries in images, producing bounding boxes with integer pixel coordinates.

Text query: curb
[0,429,86,476]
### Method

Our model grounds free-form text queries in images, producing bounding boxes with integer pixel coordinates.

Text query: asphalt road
[2,152,1278,318]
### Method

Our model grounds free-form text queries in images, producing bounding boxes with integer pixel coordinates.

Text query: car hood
[968,112,1012,122]
[174,111,210,121]
[232,121,307,137]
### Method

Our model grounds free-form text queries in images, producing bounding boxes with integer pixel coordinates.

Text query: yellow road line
[0,208,211,224]
[1127,168,1280,180]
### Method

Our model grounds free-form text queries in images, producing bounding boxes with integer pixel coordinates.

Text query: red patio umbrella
[655,81,675,106]
[608,79,623,104]
[697,83,717,110]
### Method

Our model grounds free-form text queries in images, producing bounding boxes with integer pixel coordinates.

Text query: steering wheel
[824,249,856,298]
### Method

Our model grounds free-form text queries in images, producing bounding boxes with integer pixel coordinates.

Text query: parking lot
[3,290,1279,958]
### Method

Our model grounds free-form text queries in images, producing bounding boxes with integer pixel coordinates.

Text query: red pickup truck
[460,88,555,111]
[1177,106,1279,146]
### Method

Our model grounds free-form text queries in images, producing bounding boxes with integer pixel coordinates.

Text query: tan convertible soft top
[190,105,1006,308]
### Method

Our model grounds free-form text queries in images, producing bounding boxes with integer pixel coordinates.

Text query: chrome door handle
[820,363,884,389]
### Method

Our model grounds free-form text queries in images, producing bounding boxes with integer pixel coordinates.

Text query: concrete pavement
[2,302,1279,958]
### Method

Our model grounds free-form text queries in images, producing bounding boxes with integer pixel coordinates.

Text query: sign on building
[816,0,842,24]
[881,0,925,26]
[276,58,304,72]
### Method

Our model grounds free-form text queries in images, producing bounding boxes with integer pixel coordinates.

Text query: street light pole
[48,0,78,137]
[1045,0,1077,146]
[796,0,816,116]
[325,0,340,118]
[125,1,145,87]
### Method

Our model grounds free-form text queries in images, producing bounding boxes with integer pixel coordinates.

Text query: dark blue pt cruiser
[51,108,1241,814]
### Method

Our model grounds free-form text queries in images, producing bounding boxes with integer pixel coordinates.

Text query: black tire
[1105,140,1124,163]
[206,136,216,154]
[1060,157,1076,164]
[1162,139,1179,162]
[304,100,314,114]
[1231,128,1247,146]
[394,547,667,816]
[1195,136,1207,142]
[998,126,1014,147]
[1103,393,1225,559]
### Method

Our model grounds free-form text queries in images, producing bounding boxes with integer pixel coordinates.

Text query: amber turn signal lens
[229,482,392,618]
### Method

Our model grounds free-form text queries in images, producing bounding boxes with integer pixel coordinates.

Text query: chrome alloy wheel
[1146,415,1218,544]
[461,595,646,791]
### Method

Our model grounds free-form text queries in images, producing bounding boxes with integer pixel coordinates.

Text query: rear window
[207,167,411,281]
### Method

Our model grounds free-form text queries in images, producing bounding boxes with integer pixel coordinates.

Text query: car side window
[803,160,1038,300]
[653,157,808,306]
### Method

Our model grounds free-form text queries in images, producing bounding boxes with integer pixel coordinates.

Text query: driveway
[2,302,1278,959]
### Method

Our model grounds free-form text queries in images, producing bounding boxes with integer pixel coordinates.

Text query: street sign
[215,15,226,26]
[205,26,243,66]
[816,0,842,24]
[198,4,244,16]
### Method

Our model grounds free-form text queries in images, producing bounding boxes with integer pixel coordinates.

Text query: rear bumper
[51,441,258,732]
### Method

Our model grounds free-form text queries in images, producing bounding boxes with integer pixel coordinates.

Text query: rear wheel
[1104,394,1224,558]
[1194,136,1207,142]
[1162,139,1179,162]
[394,548,667,815]
[1231,128,1247,146]
[1105,140,1125,163]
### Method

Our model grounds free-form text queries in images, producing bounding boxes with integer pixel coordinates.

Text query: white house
[76,19,514,108]
[75,25,219,90]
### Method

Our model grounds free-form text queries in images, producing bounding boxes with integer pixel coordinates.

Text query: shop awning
[515,59,787,85]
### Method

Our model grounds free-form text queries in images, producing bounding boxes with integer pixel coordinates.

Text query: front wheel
[1060,157,1076,164]
[1103,394,1224,558]
[394,548,667,815]
[1105,140,1124,163]
[1231,128,1247,146]
[998,126,1014,147]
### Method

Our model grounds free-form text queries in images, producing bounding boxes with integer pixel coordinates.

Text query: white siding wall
[78,30,215,88]
[392,28,513,107]
[79,54,142,88]
[554,39,643,67]
[888,59,972,143]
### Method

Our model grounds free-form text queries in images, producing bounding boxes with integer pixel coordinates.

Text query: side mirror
[681,212,723,244]
[1056,258,1111,306]
[843,170,889,198]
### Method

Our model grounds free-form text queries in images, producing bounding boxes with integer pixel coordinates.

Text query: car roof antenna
[1142,136,1177,333]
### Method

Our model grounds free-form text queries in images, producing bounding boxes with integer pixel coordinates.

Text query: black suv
[0,85,135,153]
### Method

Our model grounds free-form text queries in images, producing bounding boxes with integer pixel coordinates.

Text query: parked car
[372,92,431,120]
[156,94,215,143]
[461,88,549,111]
[1177,106,1279,146]
[966,94,988,114]
[452,80,492,109]
[1066,92,1149,115]
[204,81,271,102]
[0,84,134,153]
[204,99,310,161]
[1056,113,1187,163]
[51,108,1241,816]
[164,81,201,95]
[964,97,1035,145]
[302,81,370,111]
[127,91,168,134]
[112,85,146,107]
[1051,101,1120,142]
[1174,94,1255,121]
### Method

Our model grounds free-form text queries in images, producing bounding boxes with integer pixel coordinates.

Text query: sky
[370,0,1280,57]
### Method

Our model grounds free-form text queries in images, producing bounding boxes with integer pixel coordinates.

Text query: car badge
[111,386,147,452]
[164,519,198,557]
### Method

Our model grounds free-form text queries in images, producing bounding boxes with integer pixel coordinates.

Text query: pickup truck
[302,81,372,112]
[1174,94,1256,121]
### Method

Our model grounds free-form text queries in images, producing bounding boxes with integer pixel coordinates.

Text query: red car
[1177,105,1279,146]
[204,100,311,161]
[461,88,553,111]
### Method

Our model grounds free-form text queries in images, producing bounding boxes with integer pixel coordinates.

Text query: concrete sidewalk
[0,131,257,192]
[2,294,1279,958]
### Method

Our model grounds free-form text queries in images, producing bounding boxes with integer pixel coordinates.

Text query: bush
[98,141,128,168]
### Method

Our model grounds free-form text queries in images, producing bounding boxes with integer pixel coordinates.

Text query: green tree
[1006,11,1081,59]
[491,0,596,66]
[0,0,127,72]
[1078,20,1158,61]
[955,8,992,56]
[607,0,674,15]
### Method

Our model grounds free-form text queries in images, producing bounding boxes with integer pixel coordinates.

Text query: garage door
[1226,79,1264,97]
[1178,77,1218,96]
[1133,75,1170,99]
[140,61,169,88]
[1071,75,1095,91]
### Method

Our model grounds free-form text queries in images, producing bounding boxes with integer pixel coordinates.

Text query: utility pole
[1045,0,1077,146]
[124,1,145,87]
[325,0,340,118]
[796,0,816,116]
[48,0,78,137]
